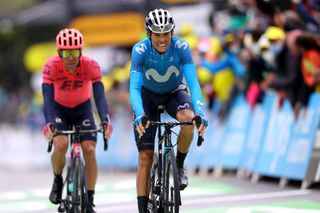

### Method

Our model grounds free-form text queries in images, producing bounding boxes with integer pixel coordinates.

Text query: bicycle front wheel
[70,157,88,213]
[163,150,180,213]
[148,152,160,213]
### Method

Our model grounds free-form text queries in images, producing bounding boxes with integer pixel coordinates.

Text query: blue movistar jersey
[130,36,204,117]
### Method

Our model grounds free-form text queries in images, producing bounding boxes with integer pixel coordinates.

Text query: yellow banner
[70,12,145,46]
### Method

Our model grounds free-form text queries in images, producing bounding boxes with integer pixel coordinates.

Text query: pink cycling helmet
[56,28,84,50]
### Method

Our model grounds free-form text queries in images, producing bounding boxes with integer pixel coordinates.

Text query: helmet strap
[58,49,62,57]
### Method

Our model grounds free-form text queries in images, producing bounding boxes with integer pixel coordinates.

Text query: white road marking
[183,189,311,205]
[90,190,314,213]
[227,206,320,213]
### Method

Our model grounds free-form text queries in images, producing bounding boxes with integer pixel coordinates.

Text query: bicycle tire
[62,164,73,213]
[148,153,160,213]
[79,160,88,212]
[57,166,72,213]
[70,157,87,213]
[163,150,180,213]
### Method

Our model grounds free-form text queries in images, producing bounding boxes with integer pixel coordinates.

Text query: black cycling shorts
[53,100,97,142]
[133,86,193,151]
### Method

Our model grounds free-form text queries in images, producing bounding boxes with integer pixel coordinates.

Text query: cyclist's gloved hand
[43,122,56,141]
[192,114,208,136]
[133,114,150,137]
[101,120,113,140]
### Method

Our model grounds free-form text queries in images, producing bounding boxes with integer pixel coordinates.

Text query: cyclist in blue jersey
[129,8,208,213]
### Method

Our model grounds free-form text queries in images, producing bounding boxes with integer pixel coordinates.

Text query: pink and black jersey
[42,56,102,108]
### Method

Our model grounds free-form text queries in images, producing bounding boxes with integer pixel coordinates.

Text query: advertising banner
[96,112,137,169]
[216,95,251,169]
[254,97,294,177]
[279,93,320,180]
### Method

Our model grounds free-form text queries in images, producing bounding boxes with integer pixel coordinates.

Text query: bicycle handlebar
[47,128,108,153]
[137,120,204,146]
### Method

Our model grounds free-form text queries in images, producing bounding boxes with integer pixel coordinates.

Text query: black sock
[137,196,148,213]
[176,150,187,169]
[54,172,62,179]
[88,190,95,204]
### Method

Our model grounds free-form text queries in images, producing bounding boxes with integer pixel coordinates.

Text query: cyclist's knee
[176,109,194,122]
[81,141,96,157]
[53,136,68,153]
[139,150,153,168]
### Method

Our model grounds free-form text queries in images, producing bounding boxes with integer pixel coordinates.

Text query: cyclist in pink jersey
[42,28,112,213]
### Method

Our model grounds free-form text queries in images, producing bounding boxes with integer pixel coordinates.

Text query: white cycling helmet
[145,8,175,33]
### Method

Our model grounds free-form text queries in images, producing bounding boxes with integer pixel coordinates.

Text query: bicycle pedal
[57,205,66,212]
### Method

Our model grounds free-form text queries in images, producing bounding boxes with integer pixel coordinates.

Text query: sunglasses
[149,23,174,33]
[60,49,81,58]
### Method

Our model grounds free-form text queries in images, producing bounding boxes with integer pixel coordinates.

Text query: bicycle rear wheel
[148,153,160,213]
[70,157,88,213]
[163,150,180,213]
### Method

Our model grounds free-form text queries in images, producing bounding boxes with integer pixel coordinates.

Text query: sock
[137,196,148,213]
[53,172,62,179]
[88,190,95,204]
[176,150,187,169]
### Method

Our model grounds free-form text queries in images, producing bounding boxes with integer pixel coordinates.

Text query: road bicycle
[47,125,108,213]
[141,106,204,213]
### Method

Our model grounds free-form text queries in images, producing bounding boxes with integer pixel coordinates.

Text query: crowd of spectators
[0,0,319,129]
[189,0,320,121]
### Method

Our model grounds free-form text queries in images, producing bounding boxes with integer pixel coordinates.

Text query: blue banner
[200,117,226,169]
[239,92,276,172]
[216,94,251,169]
[96,112,137,169]
[254,97,294,177]
[278,93,320,180]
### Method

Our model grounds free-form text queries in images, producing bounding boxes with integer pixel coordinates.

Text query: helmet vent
[56,28,84,50]
[145,9,175,34]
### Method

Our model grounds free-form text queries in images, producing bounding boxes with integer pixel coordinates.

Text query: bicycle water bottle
[68,143,81,193]
[68,152,74,193]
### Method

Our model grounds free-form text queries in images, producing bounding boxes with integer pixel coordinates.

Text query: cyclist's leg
[166,88,194,190]
[137,149,154,213]
[81,140,97,191]
[50,111,69,204]
[166,88,194,153]
[81,139,97,212]
[135,120,156,213]
[134,88,159,213]
[78,109,98,212]
[51,135,69,175]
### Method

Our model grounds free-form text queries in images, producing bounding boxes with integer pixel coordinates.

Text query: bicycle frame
[47,126,107,213]
[148,106,204,213]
